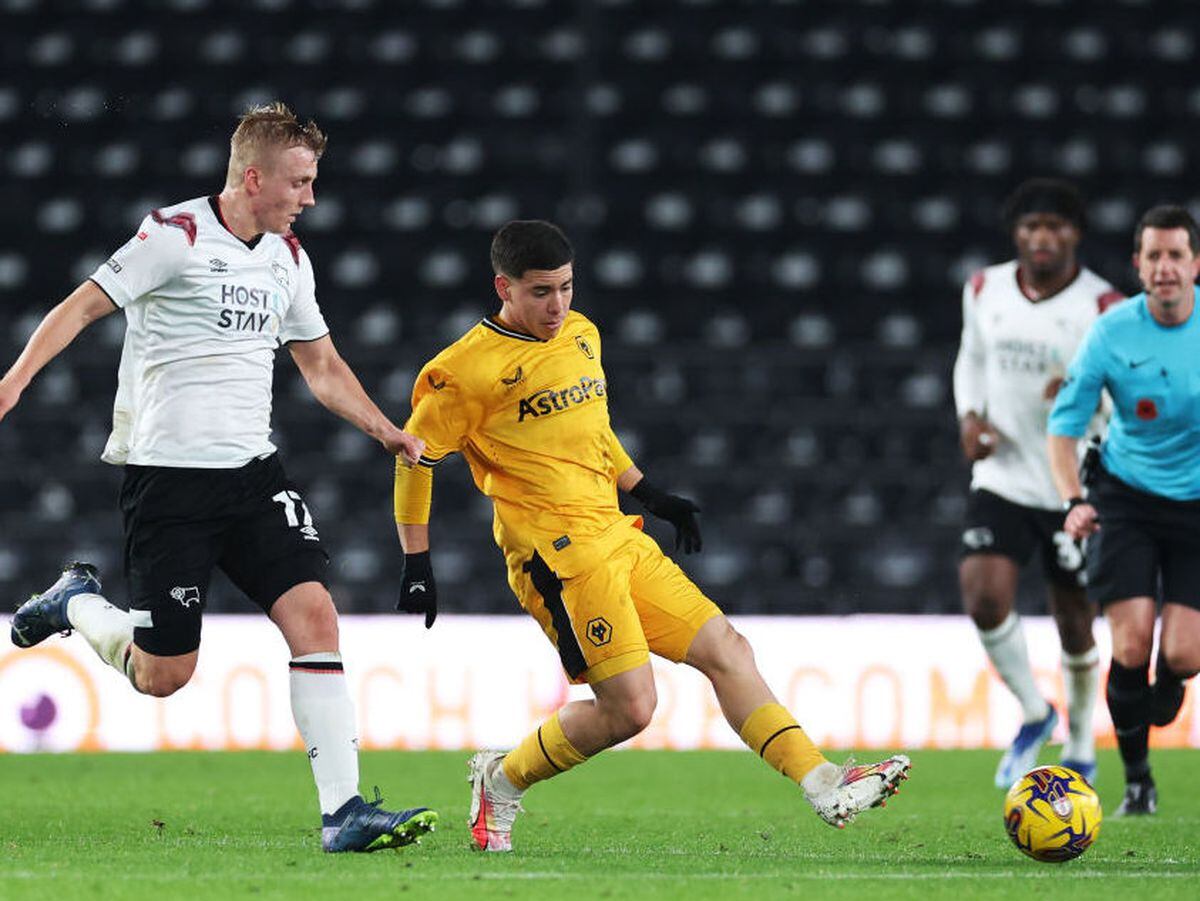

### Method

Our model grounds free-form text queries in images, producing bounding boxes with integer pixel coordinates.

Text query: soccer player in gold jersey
[393,220,911,850]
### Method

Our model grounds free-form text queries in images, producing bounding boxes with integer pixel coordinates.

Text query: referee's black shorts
[1086,466,1200,609]
[119,453,330,656]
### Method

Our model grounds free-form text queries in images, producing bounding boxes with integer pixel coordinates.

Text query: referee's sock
[67,593,135,685]
[1149,652,1193,728]
[502,711,588,791]
[1106,660,1151,783]
[289,653,361,816]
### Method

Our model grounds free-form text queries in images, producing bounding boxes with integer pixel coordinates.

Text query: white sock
[67,593,134,679]
[800,761,841,797]
[490,756,524,799]
[978,613,1050,723]
[1061,646,1099,762]
[289,652,360,815]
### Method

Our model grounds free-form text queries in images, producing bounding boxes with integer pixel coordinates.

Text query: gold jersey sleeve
[403,310,635,555]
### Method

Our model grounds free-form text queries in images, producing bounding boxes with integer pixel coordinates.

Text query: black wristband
[1063,496,1086,513]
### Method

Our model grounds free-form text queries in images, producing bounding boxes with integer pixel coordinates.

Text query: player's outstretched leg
[686,616,911,828]
[322,790,438,852]
[11,562,136,680]
[468,750,525,852]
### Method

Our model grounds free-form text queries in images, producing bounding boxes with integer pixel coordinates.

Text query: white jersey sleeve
[279,247,329,343]
[89,212,192,308]
[952,273,987,419]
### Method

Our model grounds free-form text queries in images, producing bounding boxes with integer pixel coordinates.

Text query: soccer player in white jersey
[0,103,437,852]
[953,179,1123,788]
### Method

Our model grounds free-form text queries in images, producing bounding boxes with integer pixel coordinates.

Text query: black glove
[397,551,437,628]
[630,478,702,554]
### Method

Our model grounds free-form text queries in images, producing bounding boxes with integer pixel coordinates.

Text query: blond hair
[225,102,326,188]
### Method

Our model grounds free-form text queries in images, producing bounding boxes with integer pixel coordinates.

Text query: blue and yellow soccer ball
[1003,765,1102,862]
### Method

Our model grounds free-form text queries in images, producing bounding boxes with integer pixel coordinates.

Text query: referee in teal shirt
[1048,205,1200,817]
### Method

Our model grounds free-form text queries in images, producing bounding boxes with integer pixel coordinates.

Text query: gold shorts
[507,519,723,684]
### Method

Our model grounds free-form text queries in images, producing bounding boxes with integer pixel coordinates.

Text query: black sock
[1107,661,1151,782]
[1149,652,1192,728]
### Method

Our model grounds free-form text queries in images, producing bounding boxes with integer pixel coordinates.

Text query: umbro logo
[428,374,446,391]
[209,257,228,274]
[500,366,524,386]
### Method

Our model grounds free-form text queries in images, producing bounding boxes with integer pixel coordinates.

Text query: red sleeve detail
[1097,290,1124,314]
[282,231,302,266]
[149,209,197,246]
[969,269,985,298]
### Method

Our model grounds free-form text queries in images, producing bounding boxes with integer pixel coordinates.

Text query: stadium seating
[0,0,1191,614]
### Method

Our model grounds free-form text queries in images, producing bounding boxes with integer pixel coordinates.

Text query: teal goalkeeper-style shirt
[1048,288,1200,501]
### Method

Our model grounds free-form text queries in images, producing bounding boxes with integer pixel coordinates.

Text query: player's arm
[0,281,117,423]
[1047,322,1108,540]
[394,462,436,628]
[952,275,1000,461]
[610,431,702,554]
[392,361,477,627]
[288,335,423,465]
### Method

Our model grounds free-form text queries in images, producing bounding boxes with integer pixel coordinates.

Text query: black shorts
[960,489,1085,588]
[119,453,329,656]
[1085,467,1200,609]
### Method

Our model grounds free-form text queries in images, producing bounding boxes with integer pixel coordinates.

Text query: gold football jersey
[403,310,635,560]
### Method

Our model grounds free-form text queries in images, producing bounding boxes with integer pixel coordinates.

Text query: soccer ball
[1003,765,1102,862]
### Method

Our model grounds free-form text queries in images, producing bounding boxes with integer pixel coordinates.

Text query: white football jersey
[89,196,328,468]
[953,260,1121,510]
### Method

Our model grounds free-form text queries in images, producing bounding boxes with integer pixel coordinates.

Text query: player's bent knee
[687,617,754,677]
[303,592,339,641]
[962,591,1008,629]
[1110,632,1154,668]
[709,626,755,676]
[273,583,340,652]
[609,695,656,741]
[135,668,192,698]
[1162,646,1200,679]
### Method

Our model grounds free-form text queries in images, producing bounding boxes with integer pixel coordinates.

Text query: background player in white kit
[953,179,1122,788]
[0,103,437,852]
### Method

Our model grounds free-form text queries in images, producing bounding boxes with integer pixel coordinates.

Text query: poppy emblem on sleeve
[1135,398,1158,420]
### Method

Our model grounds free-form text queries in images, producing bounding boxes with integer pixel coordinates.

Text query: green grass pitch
[1,749,1196,900]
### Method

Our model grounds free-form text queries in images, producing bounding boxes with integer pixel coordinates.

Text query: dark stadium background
[0,0,1192,617]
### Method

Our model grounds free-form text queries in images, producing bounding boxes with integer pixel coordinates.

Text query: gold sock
[502,712,589,790]
[738,703,827,783]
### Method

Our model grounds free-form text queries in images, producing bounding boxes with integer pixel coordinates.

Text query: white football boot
[802,754,911,828]
[468,751,525,852]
